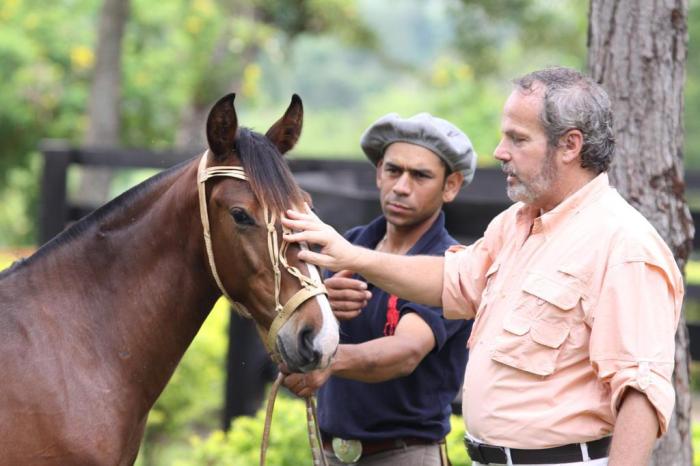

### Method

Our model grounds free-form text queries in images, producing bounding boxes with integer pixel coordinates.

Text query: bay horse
[0,94,339,465]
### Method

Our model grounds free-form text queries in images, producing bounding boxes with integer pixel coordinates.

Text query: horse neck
[24,158,220,408]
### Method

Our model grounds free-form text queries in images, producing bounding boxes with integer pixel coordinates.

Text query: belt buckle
[332,437,362,464]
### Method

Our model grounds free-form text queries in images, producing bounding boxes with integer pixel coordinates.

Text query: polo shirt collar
[355,211,446,255]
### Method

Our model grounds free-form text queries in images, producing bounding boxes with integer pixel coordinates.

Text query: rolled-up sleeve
[589,260,682,435]
[442,239,493,320]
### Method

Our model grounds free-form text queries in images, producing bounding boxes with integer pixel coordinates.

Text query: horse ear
[265,94,303,155]
[206,93,238,160]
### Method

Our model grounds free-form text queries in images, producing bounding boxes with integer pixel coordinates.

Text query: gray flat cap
[360,112,477,186]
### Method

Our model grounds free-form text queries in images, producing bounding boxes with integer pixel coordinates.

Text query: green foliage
[5,0,700,246]
[451,0,587,76]
[137,298,230,465]
[695,421,700,466]
[0,153,40,245]
[447,415,471,466]
[161,395,472,466]
[172,395,313,466]
[0,0,376,246]
[685,0,700,168]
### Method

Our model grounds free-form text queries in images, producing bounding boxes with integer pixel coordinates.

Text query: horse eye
[229,207,255,226]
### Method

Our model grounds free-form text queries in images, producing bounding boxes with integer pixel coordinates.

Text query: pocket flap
[502,312,531,336]
[522,273,580,310]
[530,320,569,348]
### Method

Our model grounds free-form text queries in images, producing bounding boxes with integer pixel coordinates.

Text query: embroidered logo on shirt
[384,295,400,336]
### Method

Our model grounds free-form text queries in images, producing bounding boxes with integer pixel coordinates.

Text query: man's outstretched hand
[282,203,364,272]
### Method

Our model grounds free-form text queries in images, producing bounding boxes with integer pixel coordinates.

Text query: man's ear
[560,129,584,164]
[442,171,464,203]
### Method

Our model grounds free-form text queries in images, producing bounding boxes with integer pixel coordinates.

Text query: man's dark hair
[514,67,615,174]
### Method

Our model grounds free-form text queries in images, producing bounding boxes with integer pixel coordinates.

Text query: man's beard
[503,147,557,205]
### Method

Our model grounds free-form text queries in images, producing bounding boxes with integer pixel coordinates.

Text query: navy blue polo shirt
[317,212,471,442]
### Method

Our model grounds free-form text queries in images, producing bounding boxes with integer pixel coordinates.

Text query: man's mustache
[501,163,517,177]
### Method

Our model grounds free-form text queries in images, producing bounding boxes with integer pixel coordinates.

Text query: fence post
[39,140,73,245]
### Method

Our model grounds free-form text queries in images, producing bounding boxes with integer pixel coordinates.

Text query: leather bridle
[196,151,327,362]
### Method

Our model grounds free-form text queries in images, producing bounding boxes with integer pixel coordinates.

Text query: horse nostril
[298,325,320,367]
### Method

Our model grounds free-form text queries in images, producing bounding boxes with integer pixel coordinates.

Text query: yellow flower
[70,46,94,71]
[432,65,450,88]
[242,63,262,98]
[0,0,20,21]
[186,16,202,34]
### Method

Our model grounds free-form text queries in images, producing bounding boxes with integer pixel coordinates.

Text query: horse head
[200,93,338,372]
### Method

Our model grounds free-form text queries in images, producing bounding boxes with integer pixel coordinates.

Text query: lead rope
[260,373,329,466]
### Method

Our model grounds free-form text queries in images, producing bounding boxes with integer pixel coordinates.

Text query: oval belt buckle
[332,437,362,464]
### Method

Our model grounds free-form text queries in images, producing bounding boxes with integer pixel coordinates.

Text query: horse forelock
[234,128,304,216]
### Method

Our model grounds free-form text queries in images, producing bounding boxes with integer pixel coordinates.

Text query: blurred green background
[2,0,700,464]
[0,0,593,246]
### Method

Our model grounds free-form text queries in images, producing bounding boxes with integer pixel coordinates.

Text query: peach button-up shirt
[442,173,683,449]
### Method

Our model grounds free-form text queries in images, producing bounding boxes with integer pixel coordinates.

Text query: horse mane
[235,127,304,214]
[0,159,190,279]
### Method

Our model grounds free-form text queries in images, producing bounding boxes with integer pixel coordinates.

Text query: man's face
[494,87,558,208]
[376,142,458,229]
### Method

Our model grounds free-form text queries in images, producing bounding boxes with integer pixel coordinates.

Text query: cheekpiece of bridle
[197,150,327,362]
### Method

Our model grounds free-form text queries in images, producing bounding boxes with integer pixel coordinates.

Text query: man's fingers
[281,219,321,235]
[281,373,313,398]
[334,269,354,279]
[325,276,368,292]
[329,299,368,311]
[327,287,372,303]
[296,249,333,268]
[283,208,312,220]
[284,230,328,247]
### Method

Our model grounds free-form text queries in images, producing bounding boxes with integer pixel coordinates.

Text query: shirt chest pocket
[491,272,581,377]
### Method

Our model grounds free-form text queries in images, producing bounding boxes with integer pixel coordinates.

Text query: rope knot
[267,223,276,233]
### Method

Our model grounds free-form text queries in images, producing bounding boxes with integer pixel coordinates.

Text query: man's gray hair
[514,67,615,174]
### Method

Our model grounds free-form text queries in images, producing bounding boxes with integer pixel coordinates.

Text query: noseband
[196,151,327,361]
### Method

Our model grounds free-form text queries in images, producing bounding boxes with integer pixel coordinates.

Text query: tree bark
[79,0,129,205]
[588,1,694,464]
[175,1,260,150]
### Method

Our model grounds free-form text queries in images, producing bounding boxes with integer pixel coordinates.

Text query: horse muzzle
[276,298,339,373]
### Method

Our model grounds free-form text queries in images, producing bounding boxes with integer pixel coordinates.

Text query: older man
[283,113,477,466]
[282,67,683,466]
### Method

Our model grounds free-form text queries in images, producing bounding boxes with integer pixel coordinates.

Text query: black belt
[465,436,611,464]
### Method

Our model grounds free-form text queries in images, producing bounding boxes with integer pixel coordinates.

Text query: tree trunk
[174,33,259,150]
[79,0,129,206]
[175,1,260,150]
[588,1,694,464]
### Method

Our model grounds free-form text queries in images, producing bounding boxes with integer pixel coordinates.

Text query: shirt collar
[356,211,446,254]
[515,172,611,238]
